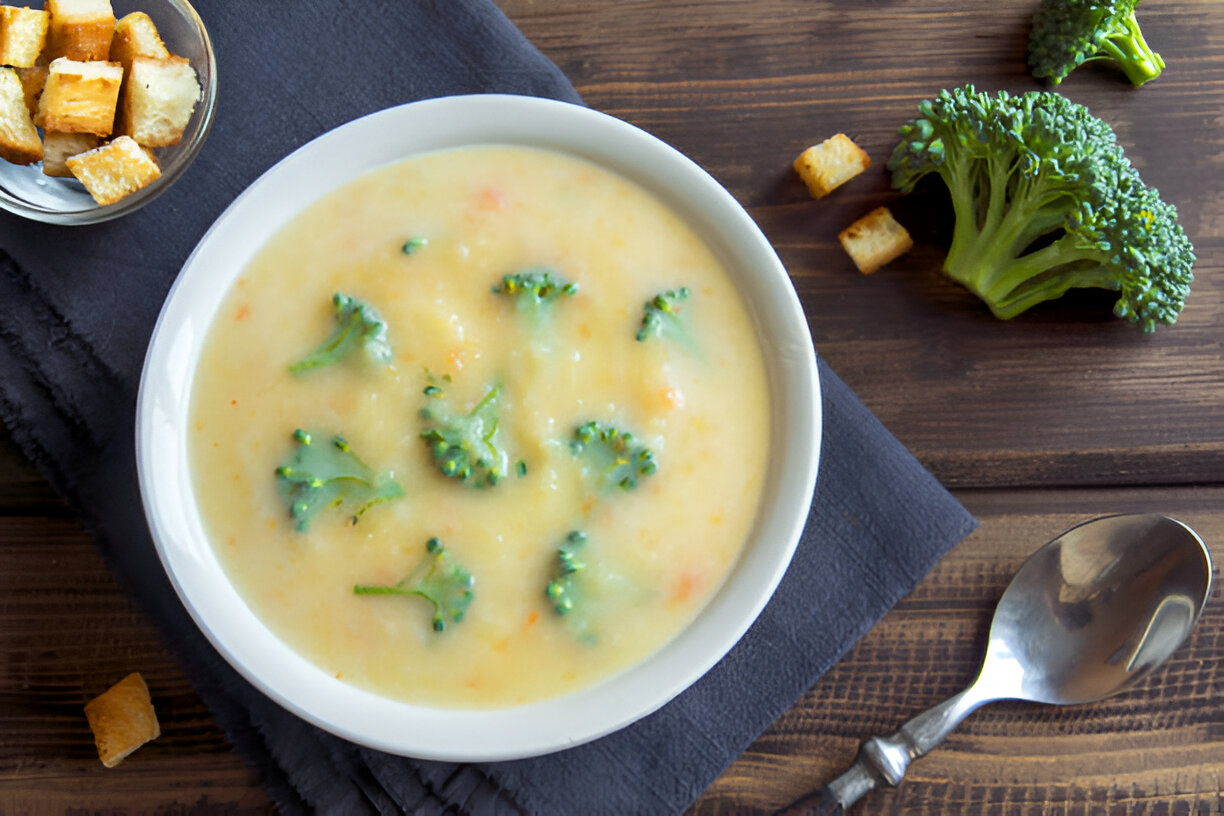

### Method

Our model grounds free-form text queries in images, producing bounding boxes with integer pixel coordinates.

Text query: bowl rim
[0,0,218,225]
[136,93,821,761]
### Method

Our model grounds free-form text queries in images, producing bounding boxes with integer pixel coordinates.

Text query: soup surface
[189,145,771,708]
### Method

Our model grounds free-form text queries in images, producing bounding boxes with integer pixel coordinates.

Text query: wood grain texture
[2,0,1223,813]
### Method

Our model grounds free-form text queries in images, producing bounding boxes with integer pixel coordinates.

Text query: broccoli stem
[1096,13,1165,86]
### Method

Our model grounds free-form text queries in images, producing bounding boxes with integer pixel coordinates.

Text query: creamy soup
[189,146,771,708]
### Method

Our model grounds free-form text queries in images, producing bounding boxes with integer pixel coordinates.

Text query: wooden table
[3,1,1222,812]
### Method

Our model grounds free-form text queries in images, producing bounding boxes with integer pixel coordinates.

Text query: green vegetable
[353,537,475,632]
[401,237,429,255]
[887,85,1194,331]
[545,530,587,617]
[289,292,392,374]
[419,379,509,487]
[492,268,578,325]
[636,287,691,343]
[274,429,403,531]
[1029,0,1164,87]
[570,420,657,491]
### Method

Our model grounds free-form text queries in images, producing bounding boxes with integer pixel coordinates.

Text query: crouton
[67,134,160,204]
[116,55,199,146]
[37,56,121,135]
[83,673,161,768]
[0,66,41,163]
[793,133,872,199]
[0,6,49,68]
[15,62,46,117]
[838,207,913,274]
[45,0,115,61]
[41,129,97,176]
[109,11,168,67]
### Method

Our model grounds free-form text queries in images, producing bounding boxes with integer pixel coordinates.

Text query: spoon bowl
[985,514,1211,706]
[781,513,1212,815]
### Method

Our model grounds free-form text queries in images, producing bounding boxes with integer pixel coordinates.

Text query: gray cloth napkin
[0,0,977,812]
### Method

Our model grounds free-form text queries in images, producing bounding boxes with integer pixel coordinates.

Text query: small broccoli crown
[353,537,475,632]
[570,421,657,491]
[274,429,404,531]
[636,287,691,342]
[492,268,578,309]
[419,379,509,487]
[545,530,588,617]
[1029,0,1165,87]
[289,292,392,374]
[886,85,1194,331]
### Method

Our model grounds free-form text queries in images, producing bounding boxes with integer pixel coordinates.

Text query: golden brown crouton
[67,133,160,204]
[109,11,169,67]
[83,672,161,768]
[37,56,121,135]
[15,62,47,117]
[0,6,49,68]
[116,55,199,146]
[41,128,97,176]
[838,207,913,274]
[793,133,872,199]
[45,0,115,61]
[0,66,41,163]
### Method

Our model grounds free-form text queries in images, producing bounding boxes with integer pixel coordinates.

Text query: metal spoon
[779,513,1213,816]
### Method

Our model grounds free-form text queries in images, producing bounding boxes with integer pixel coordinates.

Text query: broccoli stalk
[887,86,1194,331]
[274,429,403,531]
[570,421,657,491]
[354,538,475,632]
[419,379,509,487]
[289,292,391,374]
[1029,0,1165,87]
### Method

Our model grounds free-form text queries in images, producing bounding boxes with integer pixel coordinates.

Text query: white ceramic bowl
[137,95,821,761]
[0,0,217,224]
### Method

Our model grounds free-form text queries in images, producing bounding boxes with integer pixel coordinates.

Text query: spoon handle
[778,687,988,814]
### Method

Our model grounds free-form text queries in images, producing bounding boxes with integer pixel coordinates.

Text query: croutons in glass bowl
[0,0,215,224]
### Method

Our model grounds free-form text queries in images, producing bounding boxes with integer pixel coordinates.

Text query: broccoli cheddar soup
[188,146,771,708]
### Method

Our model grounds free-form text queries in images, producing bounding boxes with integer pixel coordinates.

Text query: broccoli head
[570,421,657,491]
[289,292,392,374]
[887,86,1194,331]
[545,530,588,617]
[274,429,404,531]
[353,537,475,632]
[419,379,509,487]
[635,287,691,343]
[1029,0,1165,87]
[492,268,578,325]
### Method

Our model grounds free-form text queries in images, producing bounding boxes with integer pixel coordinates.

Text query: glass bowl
[0,0,216,224]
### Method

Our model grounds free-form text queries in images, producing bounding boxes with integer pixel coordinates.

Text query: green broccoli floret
[353,537,474,632]
[289,292,392,374]
[570,421,657,491]
[492,268,578,318]
[544,530,600,644]
[1029,0,1165,87]
[419,379,509,487]
[887,86,1194,332]
[274,429,404,531]
[545,530,588,617]
[635,287,691,343]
